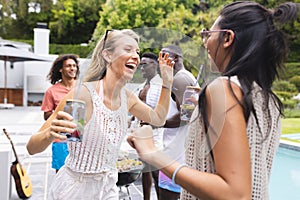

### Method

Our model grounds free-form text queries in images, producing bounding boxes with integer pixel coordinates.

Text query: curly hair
[47,54,79,85]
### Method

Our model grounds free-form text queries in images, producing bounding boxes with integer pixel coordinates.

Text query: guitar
[3,128,32,199]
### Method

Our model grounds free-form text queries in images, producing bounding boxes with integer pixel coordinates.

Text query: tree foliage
[0,0,53,39]
[0,0,299,59]
[93,0,177,42]
[273,80,298,109]
[50,0,104,44]
[289,76,300,92]
[273,80,298,93]
[0,0,104,44]
[1,0,300,111]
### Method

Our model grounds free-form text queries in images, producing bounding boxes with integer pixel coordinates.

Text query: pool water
[269,145,300,200]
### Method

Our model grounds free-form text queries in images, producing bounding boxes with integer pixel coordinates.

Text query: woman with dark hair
[128,2,299,199]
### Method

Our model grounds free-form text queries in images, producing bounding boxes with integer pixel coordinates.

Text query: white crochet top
[181,76,281,200]
[64,80,128,173]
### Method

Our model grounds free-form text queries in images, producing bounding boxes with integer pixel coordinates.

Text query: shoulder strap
[120,87,127,110]
[229,76,241,88]
[220,76,242,88]
[82,82,100,104]
[82,82,94,94]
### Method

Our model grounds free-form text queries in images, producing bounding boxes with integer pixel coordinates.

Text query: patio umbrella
[0,45,51,108]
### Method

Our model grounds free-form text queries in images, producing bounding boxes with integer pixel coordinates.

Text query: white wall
[0,61,24,88]
[0,55,89,106]
[23,57,55,105]
[34,28,50,55]
[0,145,12,200]
[0,28,89,106]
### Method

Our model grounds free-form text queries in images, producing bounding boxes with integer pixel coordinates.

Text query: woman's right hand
[49,111,76,141]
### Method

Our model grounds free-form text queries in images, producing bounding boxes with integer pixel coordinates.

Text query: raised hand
[158,51,174,90]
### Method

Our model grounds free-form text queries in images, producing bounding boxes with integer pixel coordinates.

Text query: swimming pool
[269,143,300,200]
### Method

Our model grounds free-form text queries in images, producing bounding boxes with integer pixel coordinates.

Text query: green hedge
[49,44,94,58]
[280,62,300,80]
[284,109,300,118]
[289,76,300,92]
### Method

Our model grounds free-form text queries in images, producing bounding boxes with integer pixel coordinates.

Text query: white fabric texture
[49,80,128,199]
[134,74,162,110]
[65,80,128,173]
[172,69,200,104]
[181,76,281,200]
[134,74,163,145]
[158,97,189,193]
[162,98,188,163]
[145,74,162,108]
[48,166,118,200]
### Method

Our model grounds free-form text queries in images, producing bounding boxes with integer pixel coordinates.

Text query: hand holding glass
[62,99,86,142]
[180,86,201,122]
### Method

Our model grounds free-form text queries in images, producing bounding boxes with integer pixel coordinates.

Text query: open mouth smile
[125,64,136,70]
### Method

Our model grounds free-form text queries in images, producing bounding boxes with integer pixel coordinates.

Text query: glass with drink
[62,99,86,142]
[180,86,201,122]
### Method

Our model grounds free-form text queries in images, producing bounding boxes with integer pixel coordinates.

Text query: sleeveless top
[181,76,281,200]
[64,80,128,173]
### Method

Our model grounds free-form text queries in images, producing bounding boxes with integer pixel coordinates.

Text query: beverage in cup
[180,86,201,122]
[62,99,86,142]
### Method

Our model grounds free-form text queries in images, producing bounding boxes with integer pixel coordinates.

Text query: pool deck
[280,138,300,151]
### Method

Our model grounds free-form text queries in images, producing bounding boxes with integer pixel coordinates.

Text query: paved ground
[281,133,300,142]
[0,106,158,200]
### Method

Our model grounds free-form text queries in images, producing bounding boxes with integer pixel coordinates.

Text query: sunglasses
[102,29,113,50]
[200,28,229,44]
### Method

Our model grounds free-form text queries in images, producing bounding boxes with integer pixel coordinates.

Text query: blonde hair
[83,29,140,82]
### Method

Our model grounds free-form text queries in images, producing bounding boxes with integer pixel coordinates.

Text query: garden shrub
[289,75,300,92]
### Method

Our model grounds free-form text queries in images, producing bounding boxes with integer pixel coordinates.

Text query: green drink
[180,104,196,121]
[63,99,86,142]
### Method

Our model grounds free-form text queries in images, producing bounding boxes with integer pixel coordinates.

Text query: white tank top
[65,80,128,173]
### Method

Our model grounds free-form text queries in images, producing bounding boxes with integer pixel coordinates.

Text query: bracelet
[172,163,188,185]
[162,85,170,90]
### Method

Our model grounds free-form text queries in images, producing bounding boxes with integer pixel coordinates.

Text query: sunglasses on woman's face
[102,29,113,50]
[200,28,229,44]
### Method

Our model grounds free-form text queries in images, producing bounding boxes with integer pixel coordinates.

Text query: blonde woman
[26,29,174,199]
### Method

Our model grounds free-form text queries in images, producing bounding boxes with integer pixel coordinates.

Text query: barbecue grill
[116,153,144,200]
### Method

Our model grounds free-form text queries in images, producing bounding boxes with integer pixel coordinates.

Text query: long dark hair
[198,1,299,131]
[47,54,80,84]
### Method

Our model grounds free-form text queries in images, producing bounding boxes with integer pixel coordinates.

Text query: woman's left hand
[159,51,174,90]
